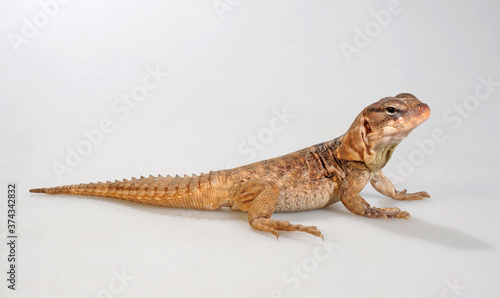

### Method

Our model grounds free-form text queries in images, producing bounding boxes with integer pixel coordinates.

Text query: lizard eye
[385,106,398,115]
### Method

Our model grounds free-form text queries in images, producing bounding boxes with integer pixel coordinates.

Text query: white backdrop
[1,0,499,297]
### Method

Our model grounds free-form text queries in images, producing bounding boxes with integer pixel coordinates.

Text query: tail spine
[30,171,227,210]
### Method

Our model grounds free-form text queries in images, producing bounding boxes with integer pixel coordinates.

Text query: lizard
[30,93,431,239]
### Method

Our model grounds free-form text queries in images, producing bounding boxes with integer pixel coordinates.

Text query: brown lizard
[30,93,430,239]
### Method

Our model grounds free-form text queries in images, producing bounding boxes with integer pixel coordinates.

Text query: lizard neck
[335,129,401,173]
[365,142,399,172]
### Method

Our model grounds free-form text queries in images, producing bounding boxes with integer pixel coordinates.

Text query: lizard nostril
[417,104,428,112]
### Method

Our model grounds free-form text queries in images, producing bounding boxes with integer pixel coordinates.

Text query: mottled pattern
[227,142,342,213]
[30,93,431,239]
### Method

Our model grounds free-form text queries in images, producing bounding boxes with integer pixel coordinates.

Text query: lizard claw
[397,211,411,221]
[303,225,324,240]
[316,229,325,242]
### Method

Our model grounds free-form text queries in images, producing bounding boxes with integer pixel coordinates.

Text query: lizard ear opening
[336,111,372,162]
[362,118,372,142]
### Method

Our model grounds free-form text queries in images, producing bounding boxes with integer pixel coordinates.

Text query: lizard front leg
[370,170,430,201]
[340,171,410,220]
[234,179,323,239]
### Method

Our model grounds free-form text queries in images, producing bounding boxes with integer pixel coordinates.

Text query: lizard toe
[396,211,411,220]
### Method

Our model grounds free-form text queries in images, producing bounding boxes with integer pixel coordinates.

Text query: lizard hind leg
[235,179,323,240]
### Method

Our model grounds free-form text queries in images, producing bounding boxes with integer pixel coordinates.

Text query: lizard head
[363,93,430,144]
[337,93,430,171]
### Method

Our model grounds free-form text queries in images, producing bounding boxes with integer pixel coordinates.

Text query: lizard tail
[29,172,228,210]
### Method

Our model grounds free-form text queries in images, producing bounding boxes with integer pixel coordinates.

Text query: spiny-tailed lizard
[31,93,430,239]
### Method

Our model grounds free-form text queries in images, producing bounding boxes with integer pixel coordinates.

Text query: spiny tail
[30,171,228,210]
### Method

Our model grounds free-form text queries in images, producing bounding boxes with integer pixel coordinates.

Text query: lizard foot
[393,189,430,201]
[365,207,410,221]
[250,218,324,240]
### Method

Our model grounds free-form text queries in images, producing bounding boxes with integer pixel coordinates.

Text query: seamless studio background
[1,0,499,297]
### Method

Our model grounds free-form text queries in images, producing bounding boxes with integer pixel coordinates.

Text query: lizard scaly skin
[31,93,431,239]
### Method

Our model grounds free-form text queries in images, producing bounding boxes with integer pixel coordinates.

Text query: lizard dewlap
[31,93,430,239]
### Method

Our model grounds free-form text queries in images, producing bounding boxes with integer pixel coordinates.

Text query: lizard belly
[274,179,338,212]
